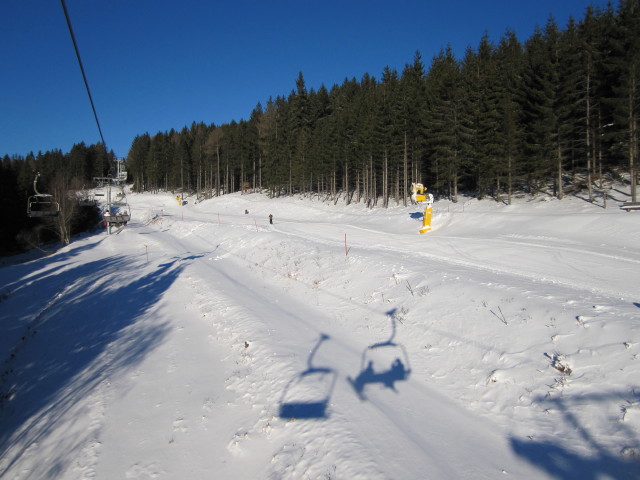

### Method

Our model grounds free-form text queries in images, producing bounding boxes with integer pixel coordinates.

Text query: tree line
[127,1,639,206]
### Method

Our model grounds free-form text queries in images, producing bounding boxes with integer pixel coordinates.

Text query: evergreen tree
[610,0,640,201]
[424,46,468,201]
[521,20,562,195]
[0,158,28,255]
[461,35,503,198]
[400,51,426,204]
[128,134,151,192]
[495,30,525,203]
[377,66,403,206]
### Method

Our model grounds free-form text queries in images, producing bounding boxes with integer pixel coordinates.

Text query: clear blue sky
[1,0,612,159]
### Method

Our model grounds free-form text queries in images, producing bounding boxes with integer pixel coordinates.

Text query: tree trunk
[586,66,593,202]
[557,143,564,200]
[630,77,638,202]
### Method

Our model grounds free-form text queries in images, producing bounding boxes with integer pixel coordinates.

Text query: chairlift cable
[60,0,107,149]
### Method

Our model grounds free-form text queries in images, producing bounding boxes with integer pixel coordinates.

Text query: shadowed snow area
[1,189,639,479]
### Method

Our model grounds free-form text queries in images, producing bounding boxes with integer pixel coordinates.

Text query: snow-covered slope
[1,189,639,479]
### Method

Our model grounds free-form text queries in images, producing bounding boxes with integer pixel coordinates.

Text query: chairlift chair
[101,182,131,233]
[103,206,131,226]
[27,173,60,218]
[28,194,60,217]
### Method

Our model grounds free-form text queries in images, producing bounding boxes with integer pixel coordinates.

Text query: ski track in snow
[142,224,536,479]
[278,219,640,300]
[1,191,639,479]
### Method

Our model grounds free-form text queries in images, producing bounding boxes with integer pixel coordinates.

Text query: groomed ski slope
[1,189,639,479]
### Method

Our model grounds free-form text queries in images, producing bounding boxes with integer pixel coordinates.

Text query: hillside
[1,189,639,479]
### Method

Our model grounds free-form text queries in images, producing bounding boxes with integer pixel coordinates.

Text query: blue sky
[1,0,612,159]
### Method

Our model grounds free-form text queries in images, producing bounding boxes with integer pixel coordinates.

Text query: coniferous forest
[2,1,639,255]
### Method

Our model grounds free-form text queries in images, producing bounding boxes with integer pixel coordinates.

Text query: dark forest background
[2,1,639,255]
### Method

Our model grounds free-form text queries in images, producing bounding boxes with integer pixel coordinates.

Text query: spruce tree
[495,30,525,203]
[521,20,562,196]
[610,0,640,201]
[425,46,467,201]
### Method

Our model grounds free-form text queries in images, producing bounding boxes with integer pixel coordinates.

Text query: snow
[1,188,639,479]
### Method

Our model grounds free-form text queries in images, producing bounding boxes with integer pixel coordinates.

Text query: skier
[269,214,273,224]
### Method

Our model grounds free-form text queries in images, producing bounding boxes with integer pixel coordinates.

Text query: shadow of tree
[0,233,106,269]
[0,235,106,300]
[0,251,189,477]
[279,334,337,420]
[510,390,640,479]
[348,309,411,401]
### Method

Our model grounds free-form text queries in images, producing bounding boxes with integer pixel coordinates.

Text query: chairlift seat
[104,213,130,223]
[27,195,60,218]
[28,208,60,218]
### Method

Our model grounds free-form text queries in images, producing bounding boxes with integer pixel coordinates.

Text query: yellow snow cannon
[411,183,434,234]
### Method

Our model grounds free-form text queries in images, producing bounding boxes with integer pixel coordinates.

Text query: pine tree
[495,30,525,203]
[424,46,467,201]
[521,20,563,196]
[400,51,426,204]
[461,34,502,199]
[610,0,640,201]
[127,134,150,192]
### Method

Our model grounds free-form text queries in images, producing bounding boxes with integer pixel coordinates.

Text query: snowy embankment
[1,188,639,479]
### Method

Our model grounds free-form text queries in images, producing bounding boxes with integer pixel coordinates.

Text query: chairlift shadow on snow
[348,308,411,401]
[278,333,337,420]
[510,390,640,479]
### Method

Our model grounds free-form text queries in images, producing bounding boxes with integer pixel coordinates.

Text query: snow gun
[411,183,434,234]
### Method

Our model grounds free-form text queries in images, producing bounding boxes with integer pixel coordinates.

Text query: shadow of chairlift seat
[278,367,337,419]
[348,341,411,400]
[348,310,412,400]
[279,334,337,419]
